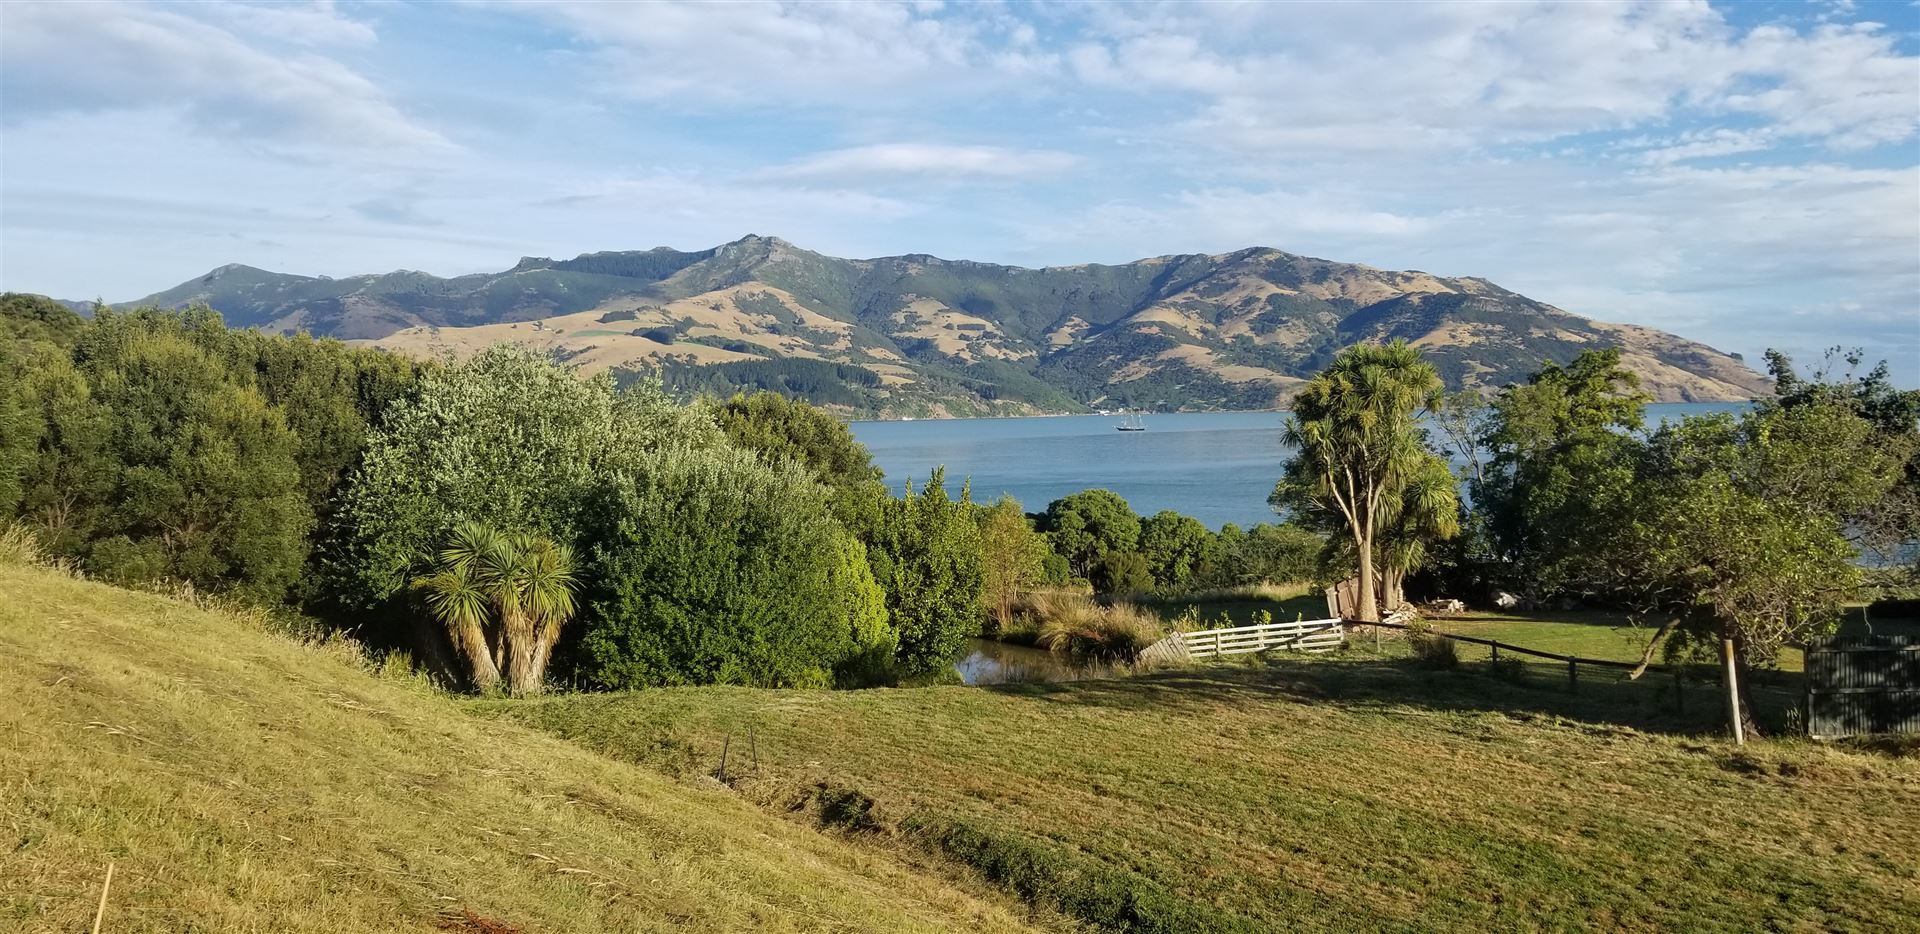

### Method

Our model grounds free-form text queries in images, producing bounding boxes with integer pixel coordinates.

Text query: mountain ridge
[102,235,1766,416]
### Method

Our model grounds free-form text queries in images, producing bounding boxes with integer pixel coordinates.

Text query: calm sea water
[850,403,1750,529]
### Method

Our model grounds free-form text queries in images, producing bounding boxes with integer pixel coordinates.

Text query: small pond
[953,638,1116,685]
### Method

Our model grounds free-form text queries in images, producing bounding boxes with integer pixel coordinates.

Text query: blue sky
[3,0,1916,384]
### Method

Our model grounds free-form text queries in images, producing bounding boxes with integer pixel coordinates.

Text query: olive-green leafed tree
[331,346,718,612]
[1618,402,1903,740]
[1271,341,1450,621]
[978,495,1048,632]
[76,330,312,601]
[1474,348,1648,601]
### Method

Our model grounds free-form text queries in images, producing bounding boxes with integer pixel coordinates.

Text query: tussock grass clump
[1407,626,1460,669]
[0,523,44,566]
[1163,580,1315,603]
[1034,594,1165,662]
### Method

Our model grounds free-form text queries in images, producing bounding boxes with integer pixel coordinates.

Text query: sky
[2,0,1917,384]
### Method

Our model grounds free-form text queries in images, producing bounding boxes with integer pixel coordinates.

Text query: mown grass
[1149,586,1920,675]
[497,652,1920,933]
[0,563,1042,933]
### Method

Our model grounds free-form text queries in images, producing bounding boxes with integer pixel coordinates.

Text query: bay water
[851,403,1749,529]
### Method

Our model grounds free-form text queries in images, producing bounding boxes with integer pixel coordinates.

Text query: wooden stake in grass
[92,861,114,934]
[1722,637,1745,746]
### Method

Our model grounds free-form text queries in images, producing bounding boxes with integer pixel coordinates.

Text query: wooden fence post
[1723,637,1745,746]
[1567,659,1578,693]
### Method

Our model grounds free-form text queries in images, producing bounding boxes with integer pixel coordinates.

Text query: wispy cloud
[484,0,1058,106]
[759,144,1080,181]
[0,1,444,154]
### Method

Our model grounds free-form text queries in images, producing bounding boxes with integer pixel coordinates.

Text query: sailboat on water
[1115,411,1147,432]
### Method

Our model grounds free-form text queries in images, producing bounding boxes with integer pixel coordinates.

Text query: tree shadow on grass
[985,650,1805,738]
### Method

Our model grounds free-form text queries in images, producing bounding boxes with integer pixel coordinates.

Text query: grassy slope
[0,564,1042,933]
[499,656,1920,933]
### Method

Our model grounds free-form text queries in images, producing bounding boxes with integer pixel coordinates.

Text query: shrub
[578,446,879,688]
[1091,550,1153,595]
[1407,627,1459,670]
[908,817,1256,933]
[866,470,983,675]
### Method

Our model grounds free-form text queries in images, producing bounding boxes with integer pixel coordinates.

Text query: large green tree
[713,391,884,490]
[1474,348,1648,600]
[1763,348,1920,594]
[1206,522,1324,587]
[1040,489,1141,579]
[710,389,891,541]
[1271,341,1453,621]
[74,331,312,600]
[330,346,719,610]
[1139,510,1216,591]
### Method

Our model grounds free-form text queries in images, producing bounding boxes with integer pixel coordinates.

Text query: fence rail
[1357,619,1658,671]
[1142,617,1344,664]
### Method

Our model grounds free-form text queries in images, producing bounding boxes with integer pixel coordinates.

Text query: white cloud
[485,0,1058,106]
[0,1,444,153]
[541,170,920,223]
[204,0,378,47]
[759,144,1079,181]
[1068,1,1917,157]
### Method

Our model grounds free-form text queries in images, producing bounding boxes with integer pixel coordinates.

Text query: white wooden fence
[1140,617,1344,665]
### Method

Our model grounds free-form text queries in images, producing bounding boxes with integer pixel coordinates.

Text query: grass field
[0,563,1041,933]
[1145,586,1920,675]
[498,651,1920,932]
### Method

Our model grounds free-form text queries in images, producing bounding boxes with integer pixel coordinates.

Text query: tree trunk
[502,611,541,696]
[451,619,500,693]
[1354,535,1379,622]
[528,621,564,693]
[1379,567,1405,614]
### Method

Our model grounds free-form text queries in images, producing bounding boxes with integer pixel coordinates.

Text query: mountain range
[104,235,1766,416]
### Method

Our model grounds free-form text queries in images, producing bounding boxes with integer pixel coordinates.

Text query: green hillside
[0,561,1039,933]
